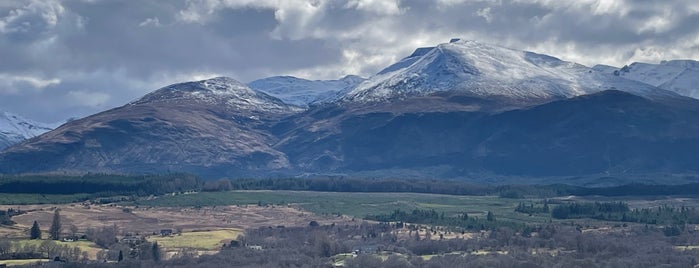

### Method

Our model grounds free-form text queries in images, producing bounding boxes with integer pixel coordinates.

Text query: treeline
[0,173,200,196]
[0,209,21,225]
[224,177,496,195]
[551,201,699,225]
[3,174,699,200]
[551,202,629,219]
[223,177,699,198]
[365,209,524,232]
[0,239,86,261]
[515,201,550,214]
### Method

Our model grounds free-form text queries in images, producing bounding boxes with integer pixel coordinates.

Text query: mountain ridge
[594,59,699,99]
[1,40,698,182]
[340,40,675,106]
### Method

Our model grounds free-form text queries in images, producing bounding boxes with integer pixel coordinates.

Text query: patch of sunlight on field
[332,253,354,266]
[148,229,242,250]
[421,251,465,260]
[675,245,699,251]
[472,250,508,255]
[420,250,508,260]
[0,259,49,266]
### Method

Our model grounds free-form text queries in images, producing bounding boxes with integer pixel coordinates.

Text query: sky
[1,0,698,122]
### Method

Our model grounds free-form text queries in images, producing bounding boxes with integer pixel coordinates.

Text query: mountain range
[1,39,699,183]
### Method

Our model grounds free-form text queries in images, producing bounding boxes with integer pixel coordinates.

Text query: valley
[0,177,697,267]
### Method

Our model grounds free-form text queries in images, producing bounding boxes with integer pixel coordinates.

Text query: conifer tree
[49,210,61,240]
[152,242,161,262]
[30,221,41,239]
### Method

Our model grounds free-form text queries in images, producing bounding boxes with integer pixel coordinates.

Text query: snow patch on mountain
[133,77,301,113]
[342,40,671,104]
[248,75,365,106]
[0,111,54,149]
[598,60,699,99]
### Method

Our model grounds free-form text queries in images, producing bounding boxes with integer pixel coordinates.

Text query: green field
[0,193,91,205]
[134,190,552,223]
[0,259,48,266]
[148,229,242,250]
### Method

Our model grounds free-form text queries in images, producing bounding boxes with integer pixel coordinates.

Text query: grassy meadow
[134,190,553,223]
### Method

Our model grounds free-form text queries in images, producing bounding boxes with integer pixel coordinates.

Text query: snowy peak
[0,111,53,149]
[602,60,699,99]
[248,75,365,106]
[0,111,53,138]
[341,39,672,104]
[376,46,435,75]
[133,77,299,113]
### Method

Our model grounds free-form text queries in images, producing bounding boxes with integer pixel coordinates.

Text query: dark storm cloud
[0,0,697,122]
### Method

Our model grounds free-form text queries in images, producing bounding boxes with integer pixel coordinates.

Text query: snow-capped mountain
[594,60,699,99]
[0,77,300,176]
[133,77,300,114]
[3,40,699,181]
[0,111,54,150]
[248,75,365,106]
[341,39,671,104]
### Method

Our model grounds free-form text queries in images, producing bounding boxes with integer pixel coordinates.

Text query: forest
[0,174,200,196]
[2,174,699,201]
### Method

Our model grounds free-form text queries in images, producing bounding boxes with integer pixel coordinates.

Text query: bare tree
[38,240,58,259]
[69,225,79,238]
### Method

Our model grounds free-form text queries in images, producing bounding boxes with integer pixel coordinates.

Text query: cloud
[0,0,697,123]
[138,17,161,27]
[13,76,60,88]
[476,7,493,23]
[344,0,403,15]
[0,74,60,94]
[0,0,64,36]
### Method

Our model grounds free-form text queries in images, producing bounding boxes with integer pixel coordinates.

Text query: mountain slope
[248,75,365,106]
[341,40,673,105]
[278,90,699,177]
[0,111,54,150]
[596,60,699,99]
[0,77,299,177]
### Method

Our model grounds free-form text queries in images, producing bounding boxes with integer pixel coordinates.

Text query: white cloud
[15,76,60,88]
[476,7,492,23]
[138,17,161,27]
[344,0,403,15]
[0,75,60,94]
[0,0,64,34]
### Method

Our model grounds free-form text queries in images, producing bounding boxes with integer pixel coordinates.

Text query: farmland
[136,190,549,223]
[0,183,697,266]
